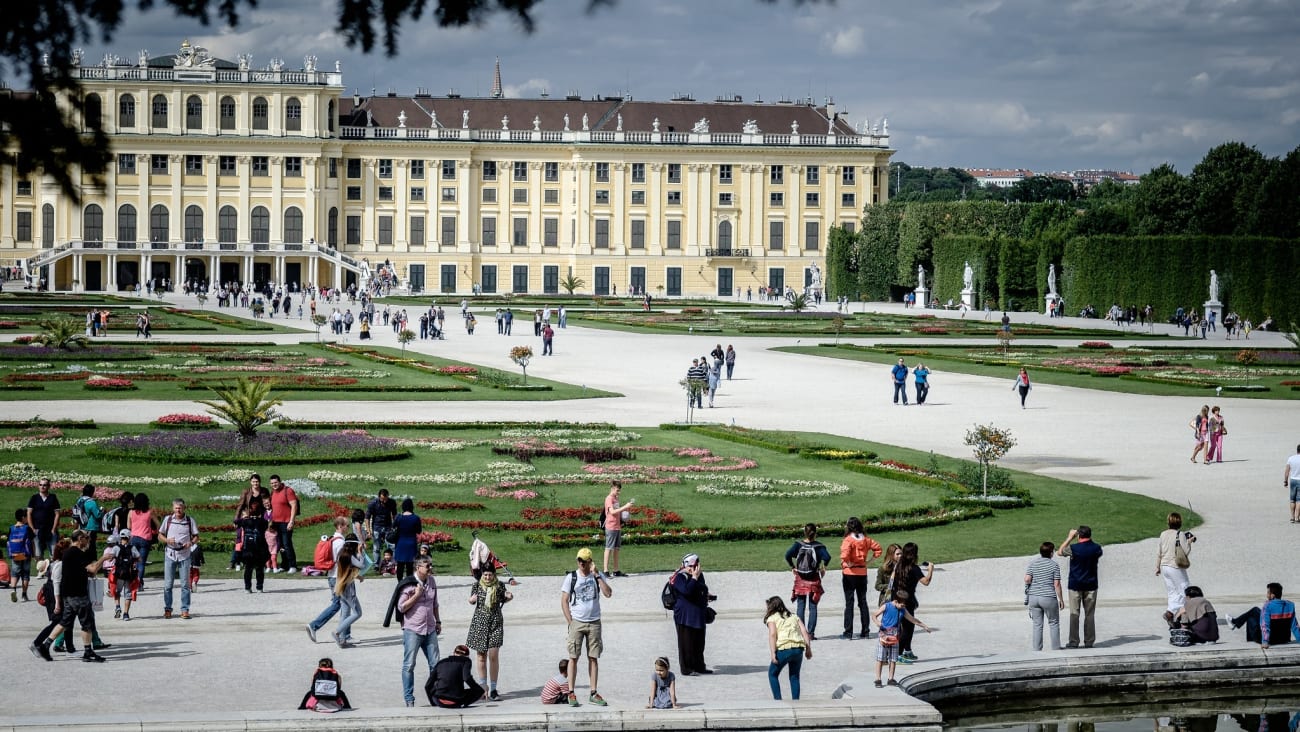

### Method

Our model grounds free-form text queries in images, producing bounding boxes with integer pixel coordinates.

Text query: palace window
[219,96,236,130]
[117,205,137,244]
[119,94,135,128]
[544,162,558,182]
[252,97,268,130]
[512,217,527,246]
[151,154,168,174]
[252,156,269,176]
[118,154,136,175]
[410,160,425,179]
[346,215,361,246]
[347,159,361,178]
[630,220,645,249]
[410,187,425,202]
[185,95,202,130]
[442,160,456,179]
[544,189,559,204]
[481,216,496,245]
[666,220,681,249]
[770,165,784,184]
[595,190,609,205]
[842,165,856,185]
[218,206,237,242]
[284,207,303,243]
[667,191,681,205]
[595,218,609,248]
[378,159,392,178]
[668,163,681,183]
[220,156,236,175]
[410,215,425,246]
[285,157,302,177]
[769,221,784,250]
[841,193,856,208]
[378,186,394,201]
[770,192,784,207]
[482,188,496,203]
[251,206,270,243]
[513,188,527,204]
[441,216,456,245]
[184,205,203,242]
[16,212,32,242]
[805,221,820,250]
[544,218,558,246]
[185,155,203,175]
[806,165,820,185]
[631,163,645,183]
[150,204,169,242]
[346,186,362,201]
[719,164,733,184]
[151,95,168,128]
[378,215,393,246]
[631,190,645,205]
[83,204,104,242]
[513,161,527,181]
[718,192,733,206]
[285,98,302,131]
[482,161,497,180]
[805,192,820,207]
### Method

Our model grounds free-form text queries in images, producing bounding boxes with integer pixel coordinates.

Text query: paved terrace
[2,297,1296,730]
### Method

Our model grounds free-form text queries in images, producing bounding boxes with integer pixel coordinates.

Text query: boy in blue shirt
[7,509,33,602]
[872,590,929,687]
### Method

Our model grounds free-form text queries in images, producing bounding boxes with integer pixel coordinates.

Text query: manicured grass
[0,299,300,335]
[0,424,1190,577]
[0,341,619,401]
[779,344,1300,399]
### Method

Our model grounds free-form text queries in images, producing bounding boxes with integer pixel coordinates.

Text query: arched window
[284,206,303,243]
[327,100,335,133]
[251,206,270,243]
[184,205,204,242]
[151,94,168,128]
[285,97,302,131]
[327,207,338,247]
[717,220,732,252]
[117,204,137,244]
[83,204,104,242]
[219,96,236,130]
[150,204,169,243]
[118,94,136,128]
[218,206,238,242]
[41,204,54,247]
[84,94,102,130]
[252,97,268,131]
[185,95,203,130]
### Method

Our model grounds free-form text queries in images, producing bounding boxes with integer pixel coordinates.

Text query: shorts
[60,595,96,633]
[566,619,603,659]
[11,557,30,581]
[604,530,622,550]
[1290,479,1300,503]
[114,577,136,600]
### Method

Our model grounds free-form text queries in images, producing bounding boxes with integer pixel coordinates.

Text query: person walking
[306,516,349,642]
[332,535,365,647]
[669,553,712,675]
[1013,367,1032,408]
[1286,444,1300,524]
[840,517,883,640]
[602,481,634,577]
[891,358,909,405]
[891,543,934,663]
[1189,405,1211,464]
[159,499,198,620]
[686,358,707,410]
[393,498,422,581]
[707,358,722,407]
[127,492,157,588]
[467,566,513,700]
[1057,525,1103,648]
[763,596,812,700]
[913,363,930,405]
[542,323,554,355]
[398,556,441,707]
[31,531,107,662]
[1024,541,1063,650]
[724,345,736,380]
[235,497,269,592]
[1206,406,1227,463]
[785,523,831,640]
[1157,512,1195,626]
[268,475,299,574]
[560,547,613,707]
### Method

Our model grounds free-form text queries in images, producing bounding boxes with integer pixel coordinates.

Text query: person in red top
[602,482,635,577]
[839,517,883,639]
[269,475,300,574]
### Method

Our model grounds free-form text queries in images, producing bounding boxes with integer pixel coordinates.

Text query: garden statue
[917,264,926,290]
[963,261,974,291]
[1209,270,1219,302]
[1048,263,1057,295]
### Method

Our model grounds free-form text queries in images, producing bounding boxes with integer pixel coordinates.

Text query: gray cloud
[62,0,1299,173]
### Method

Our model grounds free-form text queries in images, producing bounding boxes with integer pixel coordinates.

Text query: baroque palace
[1,42,893,297]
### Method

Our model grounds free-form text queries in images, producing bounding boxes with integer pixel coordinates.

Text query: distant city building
[964,168,1034,188]
[965,167,1139,191]
[2,42,894,297]
[1056,169,1141,188]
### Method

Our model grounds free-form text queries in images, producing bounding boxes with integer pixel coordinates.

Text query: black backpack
[794,543,819,575]
[114,544,137,581]
[72,497,89,528]
[661,574,678,610]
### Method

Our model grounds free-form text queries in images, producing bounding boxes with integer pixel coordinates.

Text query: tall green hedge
[858,203,902,299]
[1061,236,1298,323]
[826,226,858,300]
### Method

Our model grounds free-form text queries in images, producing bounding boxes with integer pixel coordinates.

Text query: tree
[680,377,705,423]
[1132,164,1194,235]
[1007,176,1077,204]
[34,317,90,350]
[559,273,586,295]
[311,314,329,342]
[963,424,1017,498]
[397,328,416,354]
[510,345,533,383]
[1188,142,1269,236]
[196,377,282,440]
[832,315,845,344]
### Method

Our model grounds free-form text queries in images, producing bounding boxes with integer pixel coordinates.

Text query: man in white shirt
[1285,444,1300,523]
[560,547,612,707]
[159,499,198,620]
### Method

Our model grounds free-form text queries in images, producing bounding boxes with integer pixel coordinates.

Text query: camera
[1183,531,1197,543]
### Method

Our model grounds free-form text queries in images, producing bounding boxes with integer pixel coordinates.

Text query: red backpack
[313,536,336,571]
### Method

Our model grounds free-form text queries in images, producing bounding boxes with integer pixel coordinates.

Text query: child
[378,548,397,576]
[540,659,570,704]
[109,529,140,620]
[188,537,205,590]
[8,508,33,602]
[265,516,281,573]
[298,657,352,713]
[646,656,678,709]
[872,590,930,688]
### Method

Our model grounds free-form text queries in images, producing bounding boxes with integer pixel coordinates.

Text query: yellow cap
[575,547,593,562]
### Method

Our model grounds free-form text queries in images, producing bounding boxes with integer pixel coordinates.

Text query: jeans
[309,577,341,630]
[163,555,192,612]
[336,584,361,640]
[893,382,908,404]
[726,362,734,379]
[371,537,389,566]
[130,536,151,582]
[35,527,55,559]
[794,594,819,636]
[1067,589,1097,647]
[768,647,804,699]
[272,522,297,570]
[915,382,929,404]
[1027,595,1061,650]
[402,630,441,704]
[842,574,869,635]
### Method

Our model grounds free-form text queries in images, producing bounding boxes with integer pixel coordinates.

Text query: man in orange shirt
[601,482,635,578]
[839,516,883,639]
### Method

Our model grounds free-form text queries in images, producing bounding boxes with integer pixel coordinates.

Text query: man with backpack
[72,484,104,558]
[159,499,198,620]
[561,547,613,707]
[306,516,349,643]
[108,529,140,620]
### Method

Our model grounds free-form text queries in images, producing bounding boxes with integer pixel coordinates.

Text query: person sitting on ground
[541,659,571,704]
[1231,582,1300,648]
[1173,586,1219,644]
[426,644,485,708]
[646,656,679,709]
[377,549,396,576]
[298,657,352,713]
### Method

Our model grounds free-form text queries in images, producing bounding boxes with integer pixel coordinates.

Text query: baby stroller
[469,532,517,585]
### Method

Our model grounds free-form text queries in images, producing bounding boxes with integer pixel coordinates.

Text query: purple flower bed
[87,430,411,464]
[0,345,147,361]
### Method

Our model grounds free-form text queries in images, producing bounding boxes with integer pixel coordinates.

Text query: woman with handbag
[392,498,422,581]
[1156,512,1195,626]
[1206,406,1226,463]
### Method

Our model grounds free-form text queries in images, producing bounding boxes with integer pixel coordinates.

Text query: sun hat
[575,547,593,562]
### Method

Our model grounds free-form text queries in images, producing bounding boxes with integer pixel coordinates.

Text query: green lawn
[0,423,1190,577]
[1,298,300,335]
[780,343,1300,399]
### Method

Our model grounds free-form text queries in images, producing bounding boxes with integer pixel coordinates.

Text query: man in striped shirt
[1024,541,1063,651]
[685,359,708,409]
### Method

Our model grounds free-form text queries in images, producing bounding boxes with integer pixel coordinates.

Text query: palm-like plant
[34,317,90,350]
[560,274,585,295]
[787,293,809,313]
[196,377,283,440]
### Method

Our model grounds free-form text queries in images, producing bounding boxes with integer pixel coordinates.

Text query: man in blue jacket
[1232,582,1300,648]
[670,553,714,676]
[891,358,909,405]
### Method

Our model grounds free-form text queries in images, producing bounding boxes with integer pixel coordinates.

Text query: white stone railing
[335,126,890,147]
[76,66,343,87]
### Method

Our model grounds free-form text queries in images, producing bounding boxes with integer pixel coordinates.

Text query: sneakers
[114,606,122,619]
[181,611,191,620]
[9,589,15,602]
[122,613,131,621]
[306,624,318,643]
[887,679,899,687]
[30,642,53,661]
[874,680,883,688]
[405,700,414,708]
[588,692,607,707]
[489,689,500,701]
[164,610,173,619]
[567,693,580,707]
[840,632,853,640]
[272,568,284,574]
[287,568,298,575]
[613,571,628,578]
[859,631,872,640]
[82,650,106,663]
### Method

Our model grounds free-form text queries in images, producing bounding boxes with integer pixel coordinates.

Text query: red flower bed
[13,335,35,344]
[154,413,216,426]
[1079,341,1112,349]
[913,327,948,334]
[84,377,136,390]
[437,366,478,375]
[1093,366,1131,376]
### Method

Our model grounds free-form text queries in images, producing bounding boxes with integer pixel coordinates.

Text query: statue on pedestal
[963,261,974,291]
[917,264,926,290]
[1209,270,1219,302]
[1047,263,1057,295]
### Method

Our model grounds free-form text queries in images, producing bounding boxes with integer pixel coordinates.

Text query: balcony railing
[337,126,889,148]
[704,248,750,257]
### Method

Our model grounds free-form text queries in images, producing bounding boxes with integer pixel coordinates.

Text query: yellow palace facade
[1,42,893,297]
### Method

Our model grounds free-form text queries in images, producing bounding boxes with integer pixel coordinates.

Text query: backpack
[598,506,606,528]
[102,506,122,534]
[72,496,89,529]
[113,544,137,581]
[661,574,678,610]
[312,668,341,699]
[7,525,30,561]
[564,571,580,606]
[159,515,197,542]
[794,543,819,575]
[314,536,336,571]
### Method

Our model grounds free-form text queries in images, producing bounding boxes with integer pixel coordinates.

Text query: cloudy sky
[72,0,1299,174]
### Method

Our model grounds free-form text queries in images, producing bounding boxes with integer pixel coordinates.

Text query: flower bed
[1079,341,1112,349]
[150,413,218,429]
[693,476,852,498]
[1093,366,1132,377]
[84,376,136,390]
[87,430,412,465]
[492,444,635,463]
